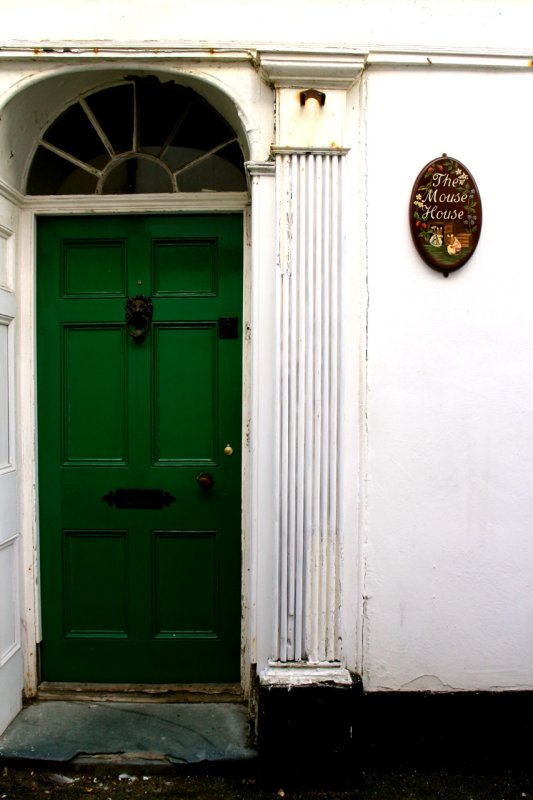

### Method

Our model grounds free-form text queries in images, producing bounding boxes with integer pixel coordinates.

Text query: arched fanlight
[26,77,247,195]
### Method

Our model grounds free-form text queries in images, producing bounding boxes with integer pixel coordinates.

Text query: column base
[257,666,362,785]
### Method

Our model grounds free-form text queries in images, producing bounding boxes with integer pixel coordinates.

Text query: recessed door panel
[62,530,129,638]
[38,215,242,683]
[152,531,218,637]
[0,539,18,662]
[61,240,127,297]
[152,239,218,296]
[153,324,218,464]
[62,326,127,464]
[0,322,9,469]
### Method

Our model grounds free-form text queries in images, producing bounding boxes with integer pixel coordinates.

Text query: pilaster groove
[274,150,344,666]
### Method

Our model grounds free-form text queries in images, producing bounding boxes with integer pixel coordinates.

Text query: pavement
[0,700,256,769]
[2,701,533,798]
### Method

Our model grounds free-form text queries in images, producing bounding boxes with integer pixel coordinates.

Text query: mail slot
[102,489,176,509]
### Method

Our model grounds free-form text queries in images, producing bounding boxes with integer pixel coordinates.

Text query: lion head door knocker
[125,295,153,343]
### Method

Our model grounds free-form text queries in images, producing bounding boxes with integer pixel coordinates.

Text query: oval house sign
[410,155,482,275]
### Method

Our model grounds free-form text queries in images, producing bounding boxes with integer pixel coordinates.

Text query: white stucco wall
[1,0,532,54]
[363,67,533,690]
[1,0,533,699]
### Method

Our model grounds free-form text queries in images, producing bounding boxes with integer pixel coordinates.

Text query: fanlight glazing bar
[158,99,195,161]
[133,81,139,153]
[173,137,238,179]
[38,140,103,178]
[79,98,116,159]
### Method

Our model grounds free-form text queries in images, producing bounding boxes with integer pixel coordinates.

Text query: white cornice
[0,178,23,208]
[23,192,249,213]
[245,161,276,177]
[0,43,531,73]
[258,50,366,88]
[366,50,533,69]
[0,43,256,61]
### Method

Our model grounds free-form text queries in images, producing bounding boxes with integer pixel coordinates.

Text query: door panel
[63,325,127,463]
[37,215,243,683]
[153,323,218,463]
[62,530,129,637]
[0,282,22,733]
[152,530,218,636]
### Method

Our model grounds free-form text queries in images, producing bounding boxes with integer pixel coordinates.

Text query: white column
[262,148,351,685]
[257,51,364,686]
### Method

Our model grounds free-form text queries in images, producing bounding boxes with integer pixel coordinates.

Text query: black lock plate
[103,489,176,509]
[218,317,239,339]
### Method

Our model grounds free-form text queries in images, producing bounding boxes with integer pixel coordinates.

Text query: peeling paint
[400,675,456,692]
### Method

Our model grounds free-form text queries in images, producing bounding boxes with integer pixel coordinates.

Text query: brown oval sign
[410,155,482,275]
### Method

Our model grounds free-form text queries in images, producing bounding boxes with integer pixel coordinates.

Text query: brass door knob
[224,444,234,456]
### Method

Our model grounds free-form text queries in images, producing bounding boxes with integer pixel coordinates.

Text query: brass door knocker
[126,295,153,343]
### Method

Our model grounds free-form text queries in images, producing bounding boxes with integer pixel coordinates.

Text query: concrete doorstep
[0,701,257,769]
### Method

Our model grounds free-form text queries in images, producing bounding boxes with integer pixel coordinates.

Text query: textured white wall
[364,67,533,690]
[1,0,533,695]
[0,0,532,53]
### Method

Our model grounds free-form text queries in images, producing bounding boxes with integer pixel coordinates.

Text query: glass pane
[27,146,99,195]
[174,96,234,151]
[43,102,111,166]
[101,157,173,194]
[177,144,246,192]
[85,83,135,155]
[137,80,195,154]
[26,78,245,195]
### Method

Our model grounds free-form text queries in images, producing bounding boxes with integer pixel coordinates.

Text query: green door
[37,214,243,683]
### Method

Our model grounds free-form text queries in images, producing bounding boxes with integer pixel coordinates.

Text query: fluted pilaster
[271,149,346,669]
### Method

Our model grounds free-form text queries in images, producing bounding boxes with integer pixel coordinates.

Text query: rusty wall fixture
[410,155,482,276]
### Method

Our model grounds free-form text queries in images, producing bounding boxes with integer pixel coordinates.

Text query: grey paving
[0,701,256,766]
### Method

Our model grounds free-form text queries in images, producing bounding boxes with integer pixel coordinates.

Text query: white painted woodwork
[0,227,22,732]
[0,323,9,468]
[0,538,19,664]
[245,161,277,674]
[0,238,7,292]
[270,149,346,670]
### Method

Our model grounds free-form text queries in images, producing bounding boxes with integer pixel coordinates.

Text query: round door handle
[196,472,215,490]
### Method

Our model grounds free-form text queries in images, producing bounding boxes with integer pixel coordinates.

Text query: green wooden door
[37,215,243,683]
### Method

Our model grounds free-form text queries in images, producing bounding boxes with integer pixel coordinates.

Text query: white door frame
[17,191,260,697]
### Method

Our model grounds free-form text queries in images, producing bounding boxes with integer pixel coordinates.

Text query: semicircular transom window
[27,78,247,195]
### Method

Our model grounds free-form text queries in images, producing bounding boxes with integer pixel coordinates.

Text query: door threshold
[37,682,244,704]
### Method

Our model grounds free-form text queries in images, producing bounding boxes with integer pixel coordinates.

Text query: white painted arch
[0,57,277,702]
[0,60,275,193]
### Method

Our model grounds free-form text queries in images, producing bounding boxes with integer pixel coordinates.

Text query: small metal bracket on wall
[300,89,326,107]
